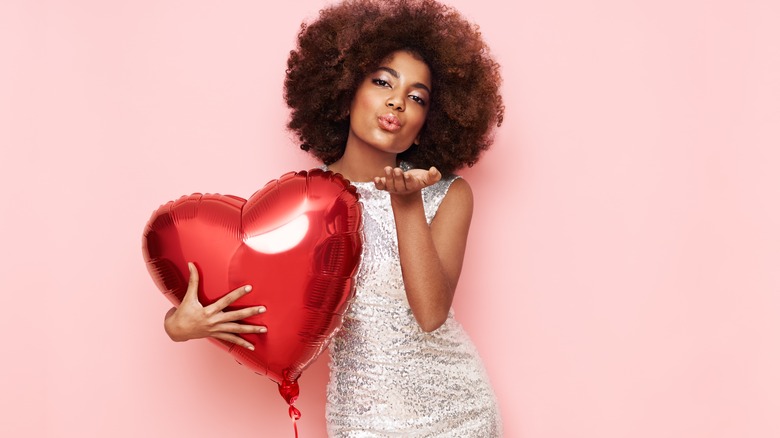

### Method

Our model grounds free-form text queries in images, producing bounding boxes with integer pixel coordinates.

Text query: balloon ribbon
[279,377,301,438]
[289,405,301,438]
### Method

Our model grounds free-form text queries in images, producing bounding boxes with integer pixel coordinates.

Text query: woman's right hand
[163,262,267,351]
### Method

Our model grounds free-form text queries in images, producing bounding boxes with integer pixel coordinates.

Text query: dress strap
[421,174,461,225]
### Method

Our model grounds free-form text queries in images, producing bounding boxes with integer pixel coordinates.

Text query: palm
[374,166,442,195]
[405,169,437,188]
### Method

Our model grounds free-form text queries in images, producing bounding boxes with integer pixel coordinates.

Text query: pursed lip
[377,113,402,132]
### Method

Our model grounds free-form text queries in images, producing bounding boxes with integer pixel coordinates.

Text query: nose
[386,94,404,111]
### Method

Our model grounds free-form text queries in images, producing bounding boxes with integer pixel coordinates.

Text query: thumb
[428,166,441,182]
[182,261,200,304]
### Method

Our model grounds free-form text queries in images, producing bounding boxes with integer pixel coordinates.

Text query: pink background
[2,0,779,437]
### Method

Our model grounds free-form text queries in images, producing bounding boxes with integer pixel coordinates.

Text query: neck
[328,139,399,182]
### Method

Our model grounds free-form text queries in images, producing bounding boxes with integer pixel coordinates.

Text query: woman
[164,1,504,435]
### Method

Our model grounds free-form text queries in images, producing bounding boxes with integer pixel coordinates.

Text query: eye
[409,95,426,106]
[372,78,390,87]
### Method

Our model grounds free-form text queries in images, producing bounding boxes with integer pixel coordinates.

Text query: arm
[375,167,473,332]
[164,262,268,350]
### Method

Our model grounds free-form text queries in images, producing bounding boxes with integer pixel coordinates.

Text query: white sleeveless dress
[323,164,502,437]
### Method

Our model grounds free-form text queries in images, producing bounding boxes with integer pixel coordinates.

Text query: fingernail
[257,306,266,313]
[247,345,255,351]
[259,326,268,333]
[244,285,252,292]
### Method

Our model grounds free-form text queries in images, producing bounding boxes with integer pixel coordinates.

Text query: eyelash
[409,95,426,106]
[372,78,427,106]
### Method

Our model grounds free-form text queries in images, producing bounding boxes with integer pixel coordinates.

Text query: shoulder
[442,177,473,206]
[438,176,473,216]
[429,175,473,227]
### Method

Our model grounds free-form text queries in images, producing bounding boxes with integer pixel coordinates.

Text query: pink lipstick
[378,114,401,132]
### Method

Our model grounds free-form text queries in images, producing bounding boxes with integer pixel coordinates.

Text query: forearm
[390,193,454,332]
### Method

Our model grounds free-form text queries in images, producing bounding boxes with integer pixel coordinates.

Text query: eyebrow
[378,67,431,94]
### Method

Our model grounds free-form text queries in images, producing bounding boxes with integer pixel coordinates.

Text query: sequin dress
[323,164,503,437]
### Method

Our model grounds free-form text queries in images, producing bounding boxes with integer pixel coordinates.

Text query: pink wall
[2,0,779,437]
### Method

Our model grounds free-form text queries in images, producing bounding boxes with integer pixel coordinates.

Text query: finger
[429,166,441,183]
[374,176,386,191]
[384,166,395,191]
[394,168,405,191]
[182,262,200,304]
[402,171,412,190]
[206,284,252,313]
[214,322,268,334]
[211,332,255,351]
[389,167,401,192]
[217,305,266,323]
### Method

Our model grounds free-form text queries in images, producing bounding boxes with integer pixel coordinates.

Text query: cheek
[410,108,429,130]
[352,92,379,119]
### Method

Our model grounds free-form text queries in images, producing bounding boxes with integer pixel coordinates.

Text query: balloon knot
[289,405,302,420]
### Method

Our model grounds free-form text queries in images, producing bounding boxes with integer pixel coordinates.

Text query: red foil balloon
[142,169,362,408]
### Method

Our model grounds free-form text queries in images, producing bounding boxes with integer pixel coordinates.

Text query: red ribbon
[279,377,301,438]
[289,405,302,438]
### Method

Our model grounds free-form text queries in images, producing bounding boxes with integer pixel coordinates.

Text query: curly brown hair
[284,0,504,175]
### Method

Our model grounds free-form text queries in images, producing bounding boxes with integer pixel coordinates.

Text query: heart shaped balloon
[142,169,362,409]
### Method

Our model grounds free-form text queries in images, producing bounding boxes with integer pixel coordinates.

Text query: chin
[367,139,412,155]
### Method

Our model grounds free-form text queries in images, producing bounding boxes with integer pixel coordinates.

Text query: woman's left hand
[374,166,441,196]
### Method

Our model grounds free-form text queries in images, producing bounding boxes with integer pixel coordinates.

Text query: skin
[164,262,265,351]
[329,50,474,333]
[164,50,474,346]
[328,50,431,182]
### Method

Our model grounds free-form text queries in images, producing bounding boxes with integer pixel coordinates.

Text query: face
[346,50,432,156]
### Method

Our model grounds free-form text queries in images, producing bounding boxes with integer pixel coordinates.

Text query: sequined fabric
[323,164,502,437]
